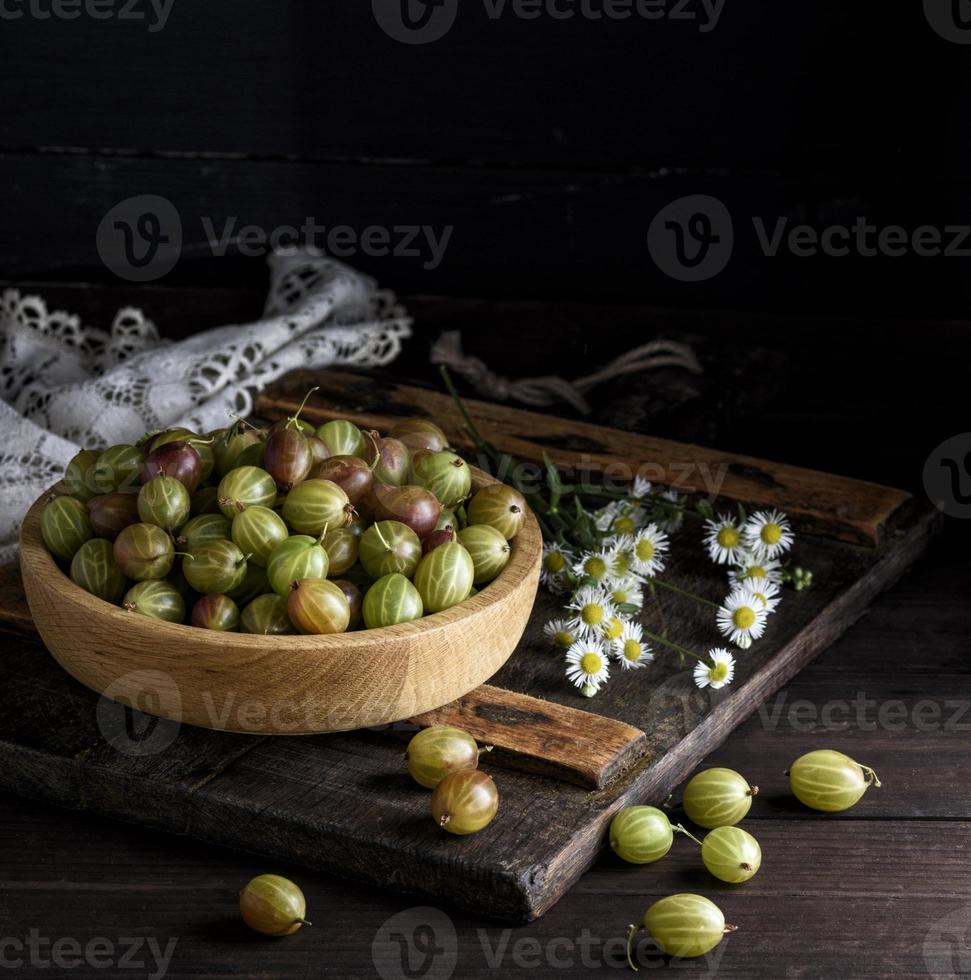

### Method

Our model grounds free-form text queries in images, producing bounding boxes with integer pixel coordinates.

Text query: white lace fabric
[0,250,411,562]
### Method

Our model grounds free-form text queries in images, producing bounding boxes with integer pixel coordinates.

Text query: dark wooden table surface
[1,282,968,978]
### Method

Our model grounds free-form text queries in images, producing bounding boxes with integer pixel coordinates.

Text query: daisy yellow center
[612,553,630,576]
[553,630,574,649]
[581,603,605,626]
[615,515,636,535]
[545,552,566,573]
[717,527,739,548]
[752,592,768,606]
[635,540,655,561]
[603,617,623,640]
[580,652,604,674]
[584,556,608,580]
[733,606,756,630]
[611,589,629,605]
[744,565,766,579]
[623,639,642,662]
[710,662,729,682]
[761,523,782,545]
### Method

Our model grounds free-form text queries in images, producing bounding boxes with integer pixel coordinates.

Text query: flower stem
[641,627,706,664]
[653,578,720,610]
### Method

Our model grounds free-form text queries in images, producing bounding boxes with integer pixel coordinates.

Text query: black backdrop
[1,1,969,315]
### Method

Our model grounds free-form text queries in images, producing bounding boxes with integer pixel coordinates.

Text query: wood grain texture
[18,469,542,735]
[257,370,912,546]
[410,686,648,790]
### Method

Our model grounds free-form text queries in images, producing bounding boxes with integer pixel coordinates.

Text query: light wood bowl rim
[19,468,542,652]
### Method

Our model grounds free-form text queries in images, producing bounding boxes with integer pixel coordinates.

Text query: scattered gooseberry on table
[628,894,735,967]
[682,767,758,829]
[788,749,881,812]
[239,874,310,937]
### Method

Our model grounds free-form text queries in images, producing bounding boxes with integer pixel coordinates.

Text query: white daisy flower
[611,505,645,537]
[704,515,745,565]
[693,648,736,690]
[612,621,653,670]
[742,509,794,560]
[609,575,644,610]
[630,476,653,500]
[626,524,669,578]
[600,614,626,643]
[729,551,784,587]
[565,639,611,689]
[716,587,768,649]
[543,618,576,650]
[566,586,616,635]
[605,538,633,579]
[656,489,684,534]
[746,577,781,614]
[540,542,573,591]
[593,501,624,532]
[572,550,613,585]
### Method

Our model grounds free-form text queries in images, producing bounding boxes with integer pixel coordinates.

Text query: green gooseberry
[609,805,698,865]
[227,561,271,605]
[231,506,289,567]
[413,542,474,614]
[63,449,99,502]
[789,749,881,813]
[217,466,277,519]
[91,444,144,494]
[682,768,758,829]
[178,514,232,552]
[316,419,368,459]
[41,495,93,561]
[113,523,175,581]
[322,527,358,576]
[287,578,351,634]
[628,894,735,965]
[466,484,526,540]
[267,535,329,597]
[122,580,185,623]
[138,475,191,530]
[70,538,126,603]
[411,450,472,508]
[241,594,294,635]
[183,539,248,595]
[362,573,423,628]
[457,524,510,585]
[191,593,240,631]
[358,520,422,580]
[213,424,263,476]
[700,826,762,883]
[281,479,351,535]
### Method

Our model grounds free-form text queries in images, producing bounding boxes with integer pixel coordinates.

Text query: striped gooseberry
[213,424,263,477]
[370,434,410,487]
[359,520,422,579]
[70,538,126,603]
[700,826,762,883]
[87,492,140,540]
[406,726,482,789]
[63,449,99,502]
[281,479,352,535]
[239,874,309,937]
[113,523,175,581]
[458,524,510,584]
[390,418,449,454]
[362,573,423,628]
[310,455,373,504]
[267,535,330,597]
[287,578,351,634]
[263,426,313,491]
[138,475,191,530]
[241,593,294,635]
[182,539,248,595]
[231,506,289,567]
[41,495,93,561]
[609,806,699,865]
[789,749,881,812]
[190,594,240,631]
[317,419,368,459]
[467,484,526,540]
[431,769,499,835]
[122,580,185,623]
[140,440,202,495]
[90,444,144,494]
[322,527,358,576]
[331,579,363,629]
[217,466,277,518]
[628,894,736,965]
[413,542,474,613]
[682,767,759,829]
[177,514,232,552]
[411,450,471,508]
[370,484,441,539]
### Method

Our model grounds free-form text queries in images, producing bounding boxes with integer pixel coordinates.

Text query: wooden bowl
[19,471,542,735]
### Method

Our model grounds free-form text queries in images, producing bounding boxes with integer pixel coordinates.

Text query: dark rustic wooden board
[0,371,937,921]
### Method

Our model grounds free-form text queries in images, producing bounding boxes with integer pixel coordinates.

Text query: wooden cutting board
[0,370,936,921]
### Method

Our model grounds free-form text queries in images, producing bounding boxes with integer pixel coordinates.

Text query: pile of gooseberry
[617,750,881,967]
[38,394,528,635]
[406,725,499,835]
